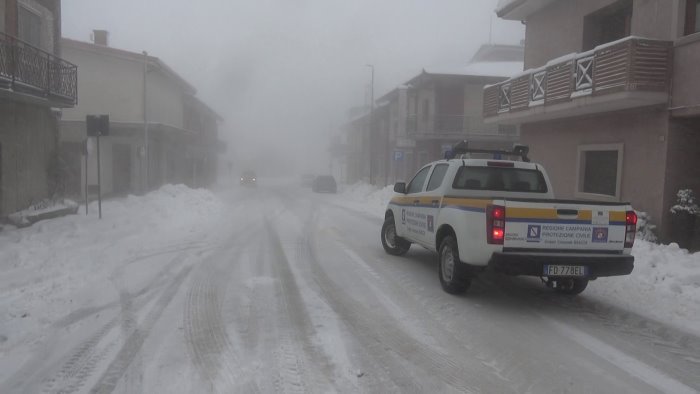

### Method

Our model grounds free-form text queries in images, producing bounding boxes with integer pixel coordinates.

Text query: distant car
[312,175,337,193]
[240,171,257,186]
[300,174,315,187]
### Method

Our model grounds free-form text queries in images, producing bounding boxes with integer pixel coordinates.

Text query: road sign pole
[86,114,109,219]
[97,134,102,219]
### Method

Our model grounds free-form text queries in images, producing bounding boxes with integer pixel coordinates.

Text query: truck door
[422,163,449,248]
[397,165,432,243]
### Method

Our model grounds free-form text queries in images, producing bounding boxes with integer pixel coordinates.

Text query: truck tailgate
[503,200,628,252]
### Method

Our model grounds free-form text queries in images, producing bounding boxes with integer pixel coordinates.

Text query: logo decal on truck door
[527,225,541,242]
[427,215,434,232]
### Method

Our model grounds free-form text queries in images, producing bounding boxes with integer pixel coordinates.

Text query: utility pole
[142,51,150,193]
[366,64,374,185]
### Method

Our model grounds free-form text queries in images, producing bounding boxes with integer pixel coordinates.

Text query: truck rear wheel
[438,236,469,294]
[553,278,589,295]
[381,217,410,256]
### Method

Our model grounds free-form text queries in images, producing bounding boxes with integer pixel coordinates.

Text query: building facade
[0,0,77,217]
[343,44,524,186]
[59,33,221,199]
[484,0,700,242]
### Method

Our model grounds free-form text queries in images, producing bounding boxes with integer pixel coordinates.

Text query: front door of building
[112,143,132,196]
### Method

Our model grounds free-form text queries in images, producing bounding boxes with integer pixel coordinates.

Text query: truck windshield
[452,166,548,193]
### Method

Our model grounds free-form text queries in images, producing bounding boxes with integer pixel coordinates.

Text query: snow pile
[0,184,226,364]
[338,183,395,218]
[7,199,79,227]
[589,240,700,336]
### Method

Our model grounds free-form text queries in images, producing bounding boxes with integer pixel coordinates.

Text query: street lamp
[366,64,374,185]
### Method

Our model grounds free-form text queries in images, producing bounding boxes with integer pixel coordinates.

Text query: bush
[635,210,657,243]
[670,189,699,216]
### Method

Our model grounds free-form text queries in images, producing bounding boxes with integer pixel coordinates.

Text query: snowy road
[2,182,700,393]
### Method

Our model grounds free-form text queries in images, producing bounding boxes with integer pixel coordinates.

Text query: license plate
[544,265,588,277]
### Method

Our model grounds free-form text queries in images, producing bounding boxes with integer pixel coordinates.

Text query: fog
[62,0,524,176]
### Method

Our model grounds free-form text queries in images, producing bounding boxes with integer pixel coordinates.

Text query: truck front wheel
[381,217,410,256]
[438,236,470,294]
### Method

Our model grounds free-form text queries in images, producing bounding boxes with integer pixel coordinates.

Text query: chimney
[92,30,109,46]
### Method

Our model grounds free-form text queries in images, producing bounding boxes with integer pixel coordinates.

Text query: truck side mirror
[394,182,406,194]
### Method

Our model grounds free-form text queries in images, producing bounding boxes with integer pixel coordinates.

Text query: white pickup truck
[381,145,636,295]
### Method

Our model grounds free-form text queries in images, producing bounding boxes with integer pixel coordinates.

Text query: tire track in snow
[301,209,528,393]
[263,219,335,393]
[182,229,263,393]
[89,263,194,394]
[34,245,206,394]
[296,233,426,393]
[183,250,241,392]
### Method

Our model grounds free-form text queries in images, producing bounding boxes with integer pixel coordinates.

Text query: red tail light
[486,205,506,245]
[624,210,637,248]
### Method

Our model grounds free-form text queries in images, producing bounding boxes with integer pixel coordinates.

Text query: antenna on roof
[489,15,493,44]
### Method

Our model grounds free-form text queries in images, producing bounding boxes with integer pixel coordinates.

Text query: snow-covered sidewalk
[337,182,700,337]
[0,184,227,379]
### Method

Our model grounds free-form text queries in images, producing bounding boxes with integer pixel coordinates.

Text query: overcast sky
[62,0,524,174]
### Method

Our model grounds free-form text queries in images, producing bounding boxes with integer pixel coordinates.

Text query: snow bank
[589,240,700,336]
[0,184,226,370]
[7,199,79,227]
[0,184,224,272]
[338,182,395,218]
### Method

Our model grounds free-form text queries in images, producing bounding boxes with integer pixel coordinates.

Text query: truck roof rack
[444,140,530,162]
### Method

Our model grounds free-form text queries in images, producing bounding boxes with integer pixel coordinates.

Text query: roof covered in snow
[496,0,559,20]
[423,61,524,78]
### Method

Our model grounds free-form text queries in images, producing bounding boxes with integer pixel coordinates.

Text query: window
[19,6,42,48]
[685,0,700,35]
[422,99,430,122]
[576,144,624,200]
[453,166,548,193]
[582,0,632,51]
[426,164,449,192]
[406,166,431,194]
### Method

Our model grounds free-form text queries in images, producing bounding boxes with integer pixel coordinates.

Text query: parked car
[312,175,337,193]
[381,142,636,296]
[240,170,257,186]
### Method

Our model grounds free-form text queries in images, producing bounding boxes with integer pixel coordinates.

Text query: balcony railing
[484,37,672,119]
[0,32,77,107]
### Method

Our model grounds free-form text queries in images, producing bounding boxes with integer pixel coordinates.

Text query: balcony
[0,32,77,107]
[406,114,517,141]
[483,37,672,124]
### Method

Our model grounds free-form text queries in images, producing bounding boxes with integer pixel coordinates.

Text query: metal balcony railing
[0,32,77,106]
[484,36,672,118]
